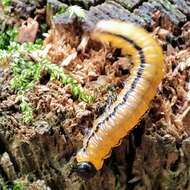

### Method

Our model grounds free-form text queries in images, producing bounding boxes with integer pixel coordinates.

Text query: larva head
[76,162,97,179]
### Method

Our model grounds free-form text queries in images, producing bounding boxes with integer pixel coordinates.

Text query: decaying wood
[0,0,190,190]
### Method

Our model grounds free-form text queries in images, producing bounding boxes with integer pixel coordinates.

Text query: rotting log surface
[1,0,190,190]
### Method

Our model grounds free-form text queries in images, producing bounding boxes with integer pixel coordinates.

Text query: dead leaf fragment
[17,17,39,43]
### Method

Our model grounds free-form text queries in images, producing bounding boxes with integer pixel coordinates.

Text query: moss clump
[1,0,12,13]
[41,59,95,103]
[0,177,26,190]
[0,28,95,124]
[1,0,12,7]
[0,28,17,50]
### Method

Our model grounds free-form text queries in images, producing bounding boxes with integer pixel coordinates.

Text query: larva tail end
[76,162,97,179]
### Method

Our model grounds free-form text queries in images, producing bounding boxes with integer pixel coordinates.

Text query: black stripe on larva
[83,33,145,151]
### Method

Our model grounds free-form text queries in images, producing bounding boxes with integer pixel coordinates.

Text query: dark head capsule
[76,162,97,179]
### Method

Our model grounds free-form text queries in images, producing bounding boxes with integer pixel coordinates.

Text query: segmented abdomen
[76,20,164,170]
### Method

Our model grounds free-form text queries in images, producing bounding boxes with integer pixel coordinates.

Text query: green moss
[0,27,95,124]
[54,4,86,18]
[67,5,86,18]
[12,182,26,190]
[0,177,8,190]
[10,60,42,92]
[0,178,26,190]
[1,0,12,7]
[41,59,95,103]
[1,0,12,13]
[3,31,95,103]
[9,57,94,124]
[10,57,95,104]
[20,96,34,124]
[0,28,17,50]
[53,5,86,20]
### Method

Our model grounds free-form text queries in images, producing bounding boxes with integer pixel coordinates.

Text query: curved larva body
[76,20,164,172]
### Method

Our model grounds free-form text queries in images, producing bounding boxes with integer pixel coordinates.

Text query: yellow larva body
[76,20,164,172]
